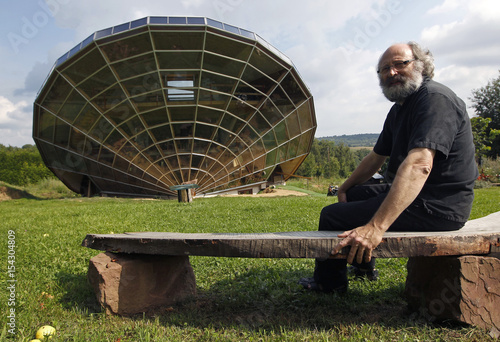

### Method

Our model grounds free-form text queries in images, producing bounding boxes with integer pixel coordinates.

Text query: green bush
[0,144,54,186]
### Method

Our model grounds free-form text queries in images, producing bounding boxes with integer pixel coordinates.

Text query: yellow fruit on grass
[35,325,56,340]
[29,340,42,342]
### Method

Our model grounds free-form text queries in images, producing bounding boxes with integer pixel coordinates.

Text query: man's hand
[331,224,385,264]
[337,188,348,203]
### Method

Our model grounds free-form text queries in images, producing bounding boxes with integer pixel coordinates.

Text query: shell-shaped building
[33,17,316,198]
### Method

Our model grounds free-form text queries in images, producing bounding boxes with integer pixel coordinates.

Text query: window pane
[196,106,223,124]
[296,102,313,131]
[121,72,162,97]
[53,119,70,146]
[151,124,173,142]
[198,90,229,109]
[141,108,169,127]
[271,86,294,116]
[157,52,202,69]
[62,48,106,85]
[203,53,245,78]
[193,139,210,154]
[262,130,277,151]
[220,113,245,134]
[40,75,73,114]
[118,114,143,138]
[226,96,256,122]
[112,53,157,80]
[88,114,113,141]
[169,106,196,122]
[131,90,164,112]
[77,66,117,99]
[241,66,276,95]
[37,108,56,141]
[205,33,252,61]
[201,71,237,94]
[152,31,204,50]
[93,83,128,112]
[234,81,266,107]
[103,100,134,126]
[281,73,307,106]
[249,48,288,81]
[259,99,282,126]
[195,123,216,140]
[249,112,271,134]
[60,90,87,123]
[285,110,301,139]
[100,32,153,62]
[172,123,194,138]
[274,121,289,145]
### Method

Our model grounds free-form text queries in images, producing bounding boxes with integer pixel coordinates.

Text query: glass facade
[33,17,316,198]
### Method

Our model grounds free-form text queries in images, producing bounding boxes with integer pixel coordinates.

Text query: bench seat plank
[82,212,500,259]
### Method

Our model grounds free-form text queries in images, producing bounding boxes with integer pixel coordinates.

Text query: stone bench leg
[404,255,500,334]
[87,252,196,316]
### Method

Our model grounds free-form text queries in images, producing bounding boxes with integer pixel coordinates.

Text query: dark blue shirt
[374,77,478,222]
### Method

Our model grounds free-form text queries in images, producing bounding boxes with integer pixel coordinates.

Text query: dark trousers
[313,183,464,291]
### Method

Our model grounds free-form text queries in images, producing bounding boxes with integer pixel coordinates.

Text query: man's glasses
[377,59,415,74]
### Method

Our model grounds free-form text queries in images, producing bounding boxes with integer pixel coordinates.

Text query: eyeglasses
[377,59,415,74]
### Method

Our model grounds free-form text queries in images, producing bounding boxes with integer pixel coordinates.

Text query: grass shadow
[55,271,102,314]
[149,266,419,331]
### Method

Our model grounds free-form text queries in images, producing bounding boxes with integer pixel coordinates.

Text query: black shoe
[348,266,379,281]
[298,277,347,294]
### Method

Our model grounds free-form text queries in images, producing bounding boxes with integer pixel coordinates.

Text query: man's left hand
[331,224,385,264]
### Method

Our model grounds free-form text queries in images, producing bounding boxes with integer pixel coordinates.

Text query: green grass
[1,187,499,341]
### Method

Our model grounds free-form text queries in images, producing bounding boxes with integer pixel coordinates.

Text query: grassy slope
[0,187,499,341]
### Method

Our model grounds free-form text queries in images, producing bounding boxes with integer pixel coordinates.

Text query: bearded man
[299,42,478,293]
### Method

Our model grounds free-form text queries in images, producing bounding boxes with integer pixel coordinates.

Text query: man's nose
[387,66,398,76]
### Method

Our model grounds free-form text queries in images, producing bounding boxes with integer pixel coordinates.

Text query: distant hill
[318,133,379,147]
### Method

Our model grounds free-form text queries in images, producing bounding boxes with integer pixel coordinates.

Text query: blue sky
[1,0,499,146]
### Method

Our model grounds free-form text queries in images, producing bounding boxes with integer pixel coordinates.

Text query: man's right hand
[337,188,348,203]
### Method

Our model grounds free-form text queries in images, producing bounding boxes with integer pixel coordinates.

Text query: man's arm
[332,147,436,264]
[337,150,387,202]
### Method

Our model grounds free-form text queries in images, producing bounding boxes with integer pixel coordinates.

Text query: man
[299,42,478,293]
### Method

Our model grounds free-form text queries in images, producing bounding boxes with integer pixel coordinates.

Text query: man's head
[377,42,434,104]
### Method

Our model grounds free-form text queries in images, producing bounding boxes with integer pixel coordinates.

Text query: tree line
[295,139,371,179]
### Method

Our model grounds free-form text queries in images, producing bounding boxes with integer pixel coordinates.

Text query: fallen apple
[35,325,56,340]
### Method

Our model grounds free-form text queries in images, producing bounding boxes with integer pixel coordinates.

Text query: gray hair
[408,41,435,79]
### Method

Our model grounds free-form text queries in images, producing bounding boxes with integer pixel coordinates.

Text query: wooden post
[169,183,199,203]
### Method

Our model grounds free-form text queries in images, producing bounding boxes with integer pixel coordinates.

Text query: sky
[1,0,499,147]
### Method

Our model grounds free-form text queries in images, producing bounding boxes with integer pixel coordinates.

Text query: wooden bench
[82,211,500,333]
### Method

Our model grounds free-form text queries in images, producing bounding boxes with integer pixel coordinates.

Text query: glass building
[33,17,316,198]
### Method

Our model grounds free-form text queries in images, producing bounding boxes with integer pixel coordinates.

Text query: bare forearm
[339,151,386,192]
[368,148,435,232]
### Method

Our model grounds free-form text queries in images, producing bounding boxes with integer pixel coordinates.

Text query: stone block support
[87,252,196,315]
[405,255,500,333]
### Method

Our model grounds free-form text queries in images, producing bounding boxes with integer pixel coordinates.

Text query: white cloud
[0,96,34,146]
[0,96,29,126]
[434,64,499,114]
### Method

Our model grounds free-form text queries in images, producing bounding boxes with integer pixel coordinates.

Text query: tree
[470,117,500,165]
[0,144,54,186]
[470,70,500,157]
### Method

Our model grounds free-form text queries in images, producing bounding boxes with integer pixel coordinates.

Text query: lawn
[1,186,499,341]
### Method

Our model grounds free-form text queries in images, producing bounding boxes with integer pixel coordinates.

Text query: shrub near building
[0,144,53,186]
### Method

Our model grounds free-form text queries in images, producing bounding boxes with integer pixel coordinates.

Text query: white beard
[380,70,423,103]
